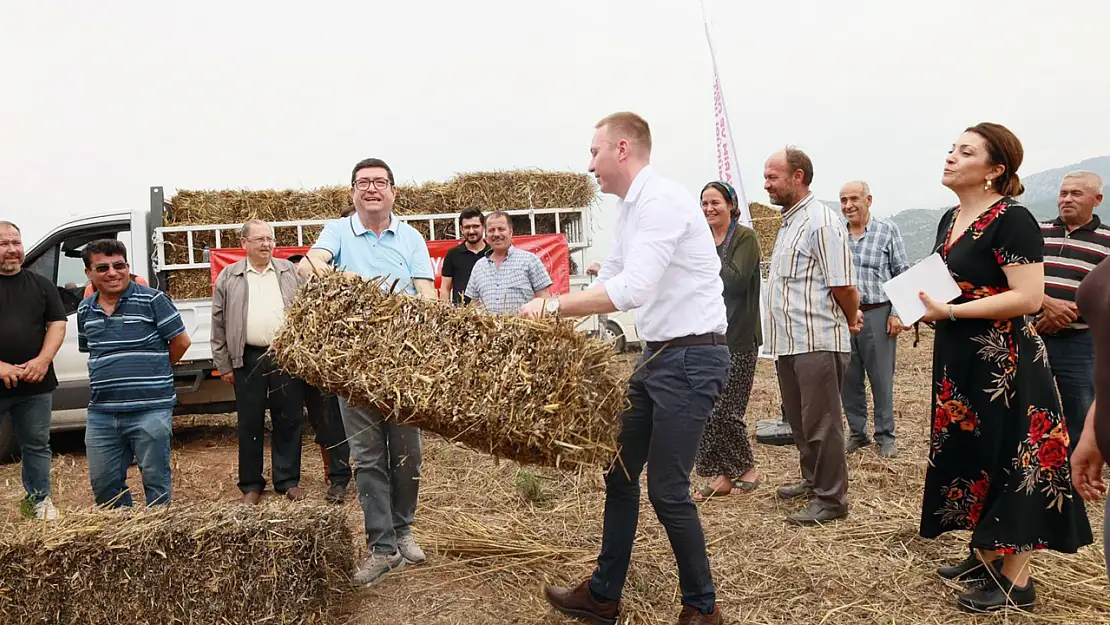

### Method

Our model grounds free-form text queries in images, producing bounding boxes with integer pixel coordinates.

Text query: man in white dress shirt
[520,112,730,625]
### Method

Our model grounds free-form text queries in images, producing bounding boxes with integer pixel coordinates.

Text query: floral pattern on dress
[920,197,1092,554]
[993,248,1031,267]
[971,322,1018,407]
[956,281,1008,300]
[931,370,979,456]
[937,470,991,528]
[1015,406,1072,511]
[1022,318,1050,366]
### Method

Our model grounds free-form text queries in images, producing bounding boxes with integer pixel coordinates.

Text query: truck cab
[1,185,611,461]
[0,198,234,461]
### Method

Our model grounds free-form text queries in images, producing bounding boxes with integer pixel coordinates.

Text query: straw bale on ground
[269,272,629,469]
[161,170,595,300]
[0,502,353,625]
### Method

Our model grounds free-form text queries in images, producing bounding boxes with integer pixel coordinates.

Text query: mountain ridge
[883,155,1109,262]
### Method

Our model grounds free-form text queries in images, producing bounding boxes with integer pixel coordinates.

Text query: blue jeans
[85,407,173,507]
[1042,331,1095,451]
[0,392,53,504]
[590,344,730,614]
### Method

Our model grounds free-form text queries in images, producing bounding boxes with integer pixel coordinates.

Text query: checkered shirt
[846,216,911,317]
[465,246,553,314]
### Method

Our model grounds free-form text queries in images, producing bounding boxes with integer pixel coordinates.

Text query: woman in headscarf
[693,181,763,501]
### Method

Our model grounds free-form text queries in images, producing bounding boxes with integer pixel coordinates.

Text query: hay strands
[269,272,629,470]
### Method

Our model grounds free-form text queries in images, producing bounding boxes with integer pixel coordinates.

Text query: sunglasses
[91,261,129,274]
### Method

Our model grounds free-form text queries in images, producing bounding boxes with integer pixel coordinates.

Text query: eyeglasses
[353,178,391,192]
[91,261,129,274]
[246,236,275,243]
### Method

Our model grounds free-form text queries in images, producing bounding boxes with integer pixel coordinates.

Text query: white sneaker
[397,533,426,565]
[353,551,405,587]
[32,497,58,520]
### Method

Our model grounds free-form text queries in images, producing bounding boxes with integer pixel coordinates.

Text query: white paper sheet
[881,253,962,324]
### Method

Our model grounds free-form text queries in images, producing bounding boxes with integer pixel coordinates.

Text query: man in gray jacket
[211,219,305,504]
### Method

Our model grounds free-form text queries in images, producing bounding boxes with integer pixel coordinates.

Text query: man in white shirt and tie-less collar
[520,112,730,625]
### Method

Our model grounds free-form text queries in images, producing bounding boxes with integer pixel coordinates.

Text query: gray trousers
[337,398,421,554]
[842,305,897,445]
[777,351,850,511]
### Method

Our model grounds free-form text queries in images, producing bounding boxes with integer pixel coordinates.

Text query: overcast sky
[2,0,1108,258]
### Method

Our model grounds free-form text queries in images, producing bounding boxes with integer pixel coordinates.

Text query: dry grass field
[1,327,1107,624]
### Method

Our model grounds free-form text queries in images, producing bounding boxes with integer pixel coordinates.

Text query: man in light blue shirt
[299,157,435,588]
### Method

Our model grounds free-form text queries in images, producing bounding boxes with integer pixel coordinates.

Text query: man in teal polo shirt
[299,157,435,587]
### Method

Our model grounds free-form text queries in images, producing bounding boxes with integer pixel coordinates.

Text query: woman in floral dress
[918,122,1092,613]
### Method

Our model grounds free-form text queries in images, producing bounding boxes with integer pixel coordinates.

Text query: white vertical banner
[700,0,751,227]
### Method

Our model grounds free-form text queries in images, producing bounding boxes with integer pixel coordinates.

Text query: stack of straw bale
[269,272,629,469]
[0,502,353,625]
[747,201,781,261]
[162,170,596,300]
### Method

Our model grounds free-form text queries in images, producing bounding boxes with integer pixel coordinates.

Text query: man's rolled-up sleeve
[602,199,683,311]
[812,225,854,288]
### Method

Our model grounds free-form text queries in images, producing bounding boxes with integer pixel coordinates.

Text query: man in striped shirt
[764,147,862,526]
[1037,170,1106,449]
[77,239,191,508]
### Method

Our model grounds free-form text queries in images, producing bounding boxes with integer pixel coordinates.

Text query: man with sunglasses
[77,239,192,507]
[0,221,65,520]
[298,157,435,587]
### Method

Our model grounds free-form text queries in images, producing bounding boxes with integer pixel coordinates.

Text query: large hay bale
[749,201,780,261]
[269,273,629,469]
[162,170,597,300]
[0,502,354,625]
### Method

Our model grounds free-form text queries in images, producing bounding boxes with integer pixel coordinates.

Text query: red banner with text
[207,233,570,295]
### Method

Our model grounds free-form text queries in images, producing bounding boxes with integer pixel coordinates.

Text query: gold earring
[984,178,992,192]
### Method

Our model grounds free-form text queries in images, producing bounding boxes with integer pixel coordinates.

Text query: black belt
[244,344,270,350]
[646,333,726,351]
[859,302,890,312]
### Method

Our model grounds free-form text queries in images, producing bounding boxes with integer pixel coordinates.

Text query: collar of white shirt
[620,165,655,206]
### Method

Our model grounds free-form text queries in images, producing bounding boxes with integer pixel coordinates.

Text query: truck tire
[603,320,627,353]
[0,417,19,464]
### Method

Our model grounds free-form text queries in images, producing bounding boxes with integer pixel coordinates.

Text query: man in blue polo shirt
[77,239,192,507]
[299,157,435,587]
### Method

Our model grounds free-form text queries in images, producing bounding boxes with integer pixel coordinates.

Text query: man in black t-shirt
[438,207,491,306]
[0,221,66,520]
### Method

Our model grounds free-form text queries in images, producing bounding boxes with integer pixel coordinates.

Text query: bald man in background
[839,181,910,458]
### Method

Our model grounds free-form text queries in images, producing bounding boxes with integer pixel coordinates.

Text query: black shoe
[957,575,1036,613]
[325,483,347,504]
[776,482,815,500]
[845,437,871,453]
[785,501,849,525]
[937,548,1002,582]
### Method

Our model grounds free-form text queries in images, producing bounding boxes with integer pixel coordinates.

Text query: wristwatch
[543,297,560,315]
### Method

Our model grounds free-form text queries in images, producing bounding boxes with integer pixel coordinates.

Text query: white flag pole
[700,0,752,227]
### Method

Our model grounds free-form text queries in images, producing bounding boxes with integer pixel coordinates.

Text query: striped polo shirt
[77,282,187,412]
[1041,215,1110,330]
[766,193,856,356]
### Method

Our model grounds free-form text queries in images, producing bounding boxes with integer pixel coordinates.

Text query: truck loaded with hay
[1,171,603,462]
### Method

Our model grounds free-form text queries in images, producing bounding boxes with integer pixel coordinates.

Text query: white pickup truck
[1,186,601,461]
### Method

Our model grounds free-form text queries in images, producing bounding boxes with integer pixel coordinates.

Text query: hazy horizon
[3,0,1108,262]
